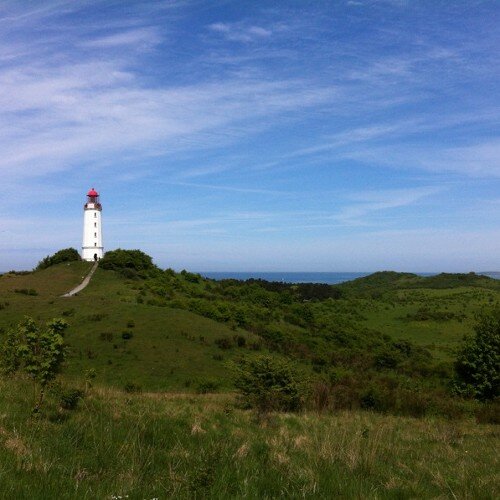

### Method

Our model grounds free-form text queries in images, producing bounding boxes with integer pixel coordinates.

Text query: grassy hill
[1,264,499,394]
[0,263,261,391]
[0,261,498,498]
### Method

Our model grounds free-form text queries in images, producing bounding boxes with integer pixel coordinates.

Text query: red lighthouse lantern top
[85,187,102,210]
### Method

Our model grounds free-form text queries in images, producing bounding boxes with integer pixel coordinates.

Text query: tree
[99,249,158,278]
[454,312,500,400]
[1,317,68,411]
[232,355,303,413]
[36,248,81,270]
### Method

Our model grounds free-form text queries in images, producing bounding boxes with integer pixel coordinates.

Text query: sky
[0,0,499,272]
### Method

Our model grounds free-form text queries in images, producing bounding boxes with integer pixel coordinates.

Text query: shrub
[14,288,38,296]
[87,313,106,321]
[100,249,158,278]
[36,248,81,270]
[233,355,303,413]
[196,379,219,394]
[60,389,84,410]
[0,317,68,411]
[454,312,500,400]
[124,382,142,393]
[121,331,133,340]
[215,337,232,350]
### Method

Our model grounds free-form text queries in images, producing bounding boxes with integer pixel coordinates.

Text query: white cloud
[208,22,272,42]
[80,27,162,49]
[343,139,500,178]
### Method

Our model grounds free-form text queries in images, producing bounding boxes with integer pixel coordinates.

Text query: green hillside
[0,259,499,498]
[0,263,261,391]
[1,262,498,400]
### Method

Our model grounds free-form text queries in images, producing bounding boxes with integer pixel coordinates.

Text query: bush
[215,337,232,350]
[454,312,500,400]
[100,249,158,278]
[87,313,106,321]
[14,288,38,296]
[122,331,133,340]
[36,248,81,270]
[124,382,142,393]
[60,389,84,410]
[233,355,303,413]
[196,379,219,394]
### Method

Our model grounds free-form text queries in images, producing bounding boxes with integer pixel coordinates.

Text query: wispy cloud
[0,0,498,270]
[80,27,162,49]
[209,22,273,42]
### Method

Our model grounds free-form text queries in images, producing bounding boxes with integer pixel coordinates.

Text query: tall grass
[0,379,498,499]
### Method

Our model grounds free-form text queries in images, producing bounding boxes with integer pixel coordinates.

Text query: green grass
[357,286,499,360]
[0,262,498,498]
[0,378,498,499]
[0,263,262,391]
[1,263,499,388]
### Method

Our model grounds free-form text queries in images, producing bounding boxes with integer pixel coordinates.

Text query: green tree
[100,249,158,278]
[454,312,500,400]
[232,355,303,413]
[1,317,68,411]
[36,247,81,270]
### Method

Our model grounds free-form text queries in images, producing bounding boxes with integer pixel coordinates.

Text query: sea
[199,271,500,285]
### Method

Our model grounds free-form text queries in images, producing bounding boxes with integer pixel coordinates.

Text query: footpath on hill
[61,261,98,297]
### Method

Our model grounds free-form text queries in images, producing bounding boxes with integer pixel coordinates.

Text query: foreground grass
[0,379,498,499]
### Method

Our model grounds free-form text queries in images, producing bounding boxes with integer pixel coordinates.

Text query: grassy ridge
[0,264,499,398]
[0,262,499,498]
[0,264,262,391]
[0,378,498,499]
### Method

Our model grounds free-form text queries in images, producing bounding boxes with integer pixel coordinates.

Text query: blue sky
[1,0,499,271]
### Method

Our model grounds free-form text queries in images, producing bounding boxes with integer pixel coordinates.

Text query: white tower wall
[82,201,104,261]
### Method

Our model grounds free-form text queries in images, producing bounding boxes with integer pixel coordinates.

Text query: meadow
[0,378,498,499]
[0,253,498,498]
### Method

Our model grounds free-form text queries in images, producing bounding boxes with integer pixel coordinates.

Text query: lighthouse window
[94,242,97,247]
[94,222,96,228]
[94,213,97,218]
[94,232,97,237]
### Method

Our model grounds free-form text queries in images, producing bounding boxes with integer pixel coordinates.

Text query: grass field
[0,260,498,498]
[0,378,498,499]
[0,264,262,391]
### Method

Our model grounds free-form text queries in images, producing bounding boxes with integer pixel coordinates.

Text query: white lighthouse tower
[82,187,104,261]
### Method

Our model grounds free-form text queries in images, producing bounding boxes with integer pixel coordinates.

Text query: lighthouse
[82,188,104,261]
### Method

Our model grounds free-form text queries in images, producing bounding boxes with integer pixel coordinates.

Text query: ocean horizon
[199,271,500,285]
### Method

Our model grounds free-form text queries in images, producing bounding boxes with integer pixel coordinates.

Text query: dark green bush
[87,313,106,321]
[100,249,158,278]
[14,288,38,296]
[36,248,81,270]
[122,331,133,340]
[124,382,142,393]
[60,389,84,410]
[454,312,500,400]
[233,355,303,413]
[196,379,219,394]
[215,337,232,349]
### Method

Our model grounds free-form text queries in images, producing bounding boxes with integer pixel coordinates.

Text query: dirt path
[62,261,98,297]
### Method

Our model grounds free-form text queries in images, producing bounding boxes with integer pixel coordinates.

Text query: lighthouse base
[82,247,104,262]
